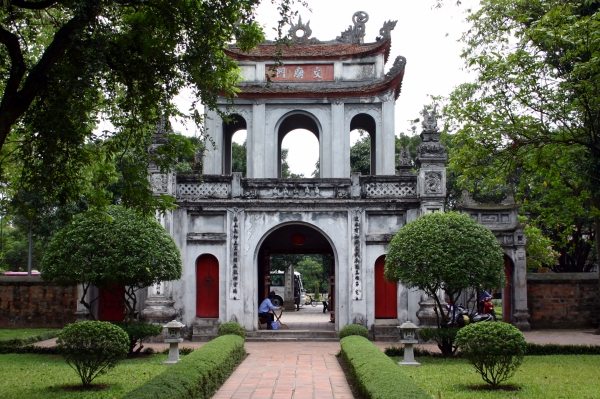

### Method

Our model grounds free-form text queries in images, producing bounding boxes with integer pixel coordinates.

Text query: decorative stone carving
[352,313,366,327]
[377,90,395,103]
[364,182,416,198]
[396,147,413,176]
[352,208,363,300]
[417,141,446,158]
[422,105,438,132]
[178,182,229,199]
[230,314,238,323]
[230,208,241,300]
[460,189,477,206]
[385,55,406,78]
[424,172,442,194]
[336,11,369,44]
[151,173,169,194]
[513,308,531,331]
[416,293,438,327]
[289,16,319,44]
[377,20,398,41]
[141,281,178,324]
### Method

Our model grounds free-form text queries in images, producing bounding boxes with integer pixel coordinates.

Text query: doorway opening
[196,254,219,318]
[374,255,398,319]
[257,223,335,331]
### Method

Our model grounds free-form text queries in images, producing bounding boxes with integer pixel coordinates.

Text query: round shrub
[56,321,129,387]
[455,322,526,387]
[339,324,369,339]
[218,322,246,339]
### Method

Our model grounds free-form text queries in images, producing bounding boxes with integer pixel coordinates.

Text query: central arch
[255,222,337,330]
[276,111,321,178]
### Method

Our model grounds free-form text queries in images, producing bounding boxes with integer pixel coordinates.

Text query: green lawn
[390,355,600,398]
[0,353,169,399]
[0,328,61,341]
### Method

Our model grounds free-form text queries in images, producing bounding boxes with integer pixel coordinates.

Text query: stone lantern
[163,320,185,364]
[397,321,420,366]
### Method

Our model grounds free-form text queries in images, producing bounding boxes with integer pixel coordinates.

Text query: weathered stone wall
[0,276,77,328]
[527,273,599,329]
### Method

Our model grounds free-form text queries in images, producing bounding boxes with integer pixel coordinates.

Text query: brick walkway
[213,342,352,399]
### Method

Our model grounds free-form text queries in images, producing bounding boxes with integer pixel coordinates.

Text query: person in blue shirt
[259,291,281,330]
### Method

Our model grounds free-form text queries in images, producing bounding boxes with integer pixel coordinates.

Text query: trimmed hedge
[218,322,246,339]
[0,330,60,349]
[385,343,600,358]
[339,324,369,339]
[124,335,245,399]
[340,336,431,399]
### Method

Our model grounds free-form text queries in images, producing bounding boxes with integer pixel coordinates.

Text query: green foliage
[56,321,129,387]
[386,212,505,323]
[386,212,505,356]
[444,0,600,272]
[339,324,369,340]
[340,335,431,399]
[521,220,559,270]
[114,322,163,354]
[232,141,247,177]
[0,330,61,353]
[417,327,460,354]
[41,205,182,321]
[525,343,600,356]
[160,347,196,356]
[455,322,526,387]
[123,335,246,399]
[217,322,247,340]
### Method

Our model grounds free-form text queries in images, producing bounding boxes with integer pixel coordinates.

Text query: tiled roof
[226,38,392,63]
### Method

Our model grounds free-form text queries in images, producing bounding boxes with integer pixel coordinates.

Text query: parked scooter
[446,301,495,328]
[479,291,497,321]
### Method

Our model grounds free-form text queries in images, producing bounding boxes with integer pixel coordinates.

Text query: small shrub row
[218,322,246,339]
[339,324,369,339]
[385,342,600,358]
[340,336,431,399]
[0,330,60,349]
[124,334,246,399]
[0,345,59,355]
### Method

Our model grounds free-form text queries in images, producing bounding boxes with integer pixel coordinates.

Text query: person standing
[259,291,281,330]
[294,288,300,311]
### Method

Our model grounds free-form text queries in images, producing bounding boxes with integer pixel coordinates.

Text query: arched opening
[257,223,335,331]
[196,254,219,318]
[350,113,376,175]
[350,129,371,176]
[232,129,247,176]
[503,255,514,323]
[374,255,397,319]
[222,114,247,175]
[277,112,320,178]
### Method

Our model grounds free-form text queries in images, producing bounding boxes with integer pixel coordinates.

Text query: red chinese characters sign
[268,64,334,82]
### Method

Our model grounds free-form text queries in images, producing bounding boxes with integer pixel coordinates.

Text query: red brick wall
[0,276,77,328]
[527,273,599,329]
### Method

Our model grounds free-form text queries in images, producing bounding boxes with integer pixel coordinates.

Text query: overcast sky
[174,0,479,176]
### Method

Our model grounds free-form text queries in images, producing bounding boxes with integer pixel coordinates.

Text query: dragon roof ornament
[377,20,398,41]
[336,11,369,44]
[288,16,319,45]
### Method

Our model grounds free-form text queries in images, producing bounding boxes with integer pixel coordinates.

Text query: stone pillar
[331,101,347,178]
[284,265,296,311]
[415,106,447,215]
[249,101,266,178]
[513,244,531,331]
[380,92,396,175]
[202,109,222,175]
[141,282,178,324]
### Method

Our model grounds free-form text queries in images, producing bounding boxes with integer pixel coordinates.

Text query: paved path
[213,342,352,399]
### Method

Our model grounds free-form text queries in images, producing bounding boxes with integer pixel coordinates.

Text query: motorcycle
[479,291,497,321]
[446,301,495,328]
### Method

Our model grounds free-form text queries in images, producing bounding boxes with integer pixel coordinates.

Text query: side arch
[222,113,247,174]
[350,113,377,175]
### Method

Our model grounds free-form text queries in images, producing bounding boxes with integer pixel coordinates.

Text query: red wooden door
[98,285,125,321]
[196,254,219,318]
[375,256,397,319]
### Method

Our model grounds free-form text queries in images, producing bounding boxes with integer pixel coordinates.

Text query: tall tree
[445,0,600,272]
[0,0,298,213]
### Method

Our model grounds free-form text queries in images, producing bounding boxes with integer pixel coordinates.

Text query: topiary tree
[385,212,505,355]
[41,205,182,322]
[57,321,129,387]
[455,322,526,388]
[339,324,369,339]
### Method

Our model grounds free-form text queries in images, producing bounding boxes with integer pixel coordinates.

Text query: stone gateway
[140,12,530,338]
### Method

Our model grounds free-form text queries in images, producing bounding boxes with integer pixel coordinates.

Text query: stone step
[191,333,217,342]
[246,329,338,341]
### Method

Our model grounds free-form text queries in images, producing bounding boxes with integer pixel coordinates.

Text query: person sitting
[258,291,282,330]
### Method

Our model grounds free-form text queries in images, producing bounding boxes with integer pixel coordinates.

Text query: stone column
[380,92,396,175]
[331,101,347,178]
[513,245,531,331]
[202,109,222,175]
[249,101,266,178]
[284,265,296,311]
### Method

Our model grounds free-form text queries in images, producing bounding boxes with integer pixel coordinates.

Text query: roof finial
[336,11,369,44]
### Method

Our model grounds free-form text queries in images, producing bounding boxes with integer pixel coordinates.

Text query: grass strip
[385,343,600,358]
[0,329,61,354]
[124,335,245,399]
[340,335,432,399]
